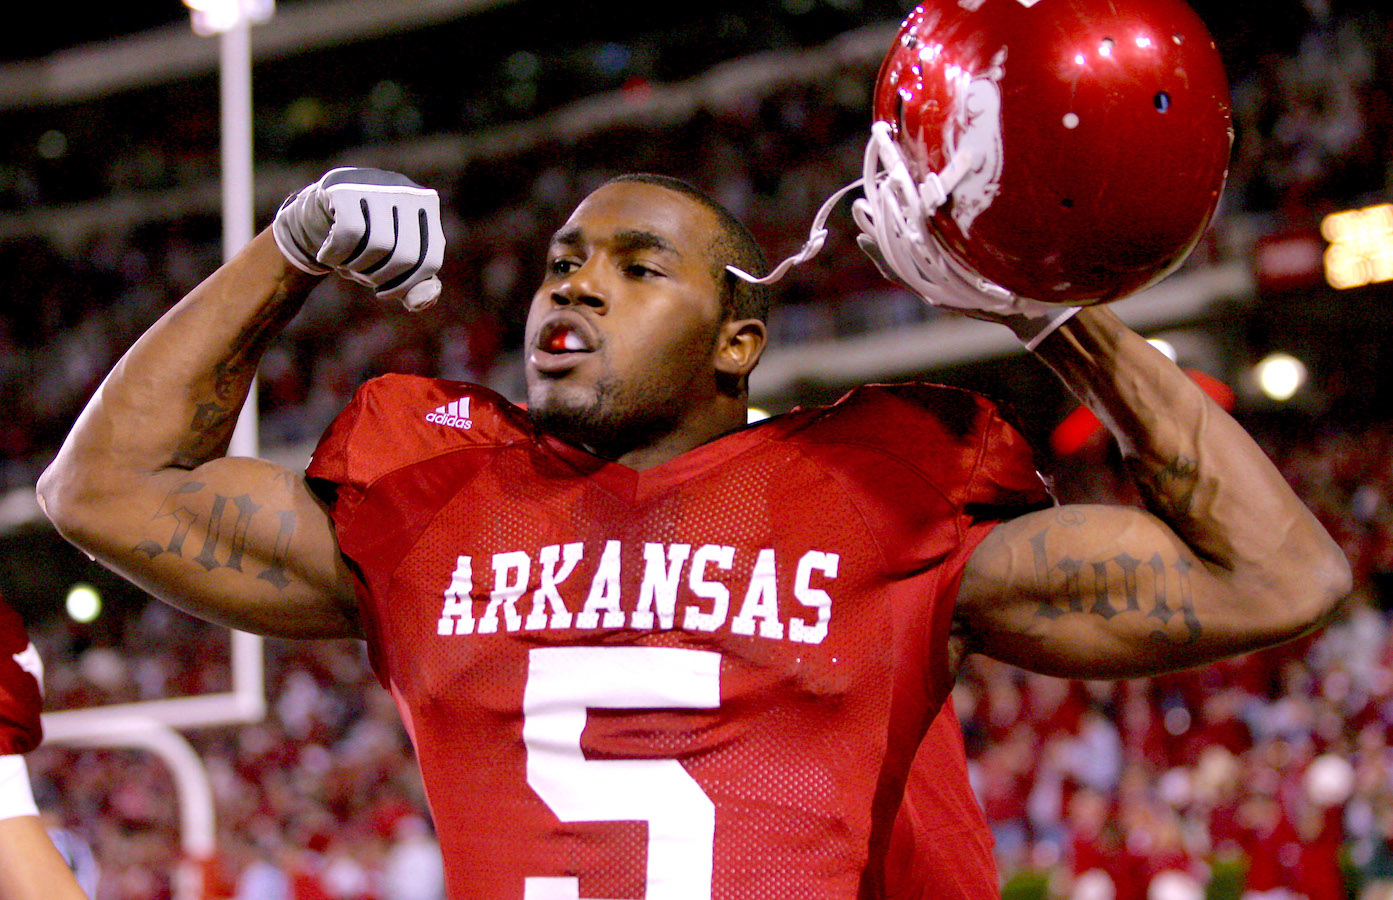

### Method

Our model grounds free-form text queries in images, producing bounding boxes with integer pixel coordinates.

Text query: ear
[714,318,767,393]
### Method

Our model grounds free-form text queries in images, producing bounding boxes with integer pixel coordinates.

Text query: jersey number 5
[523,646,721,900]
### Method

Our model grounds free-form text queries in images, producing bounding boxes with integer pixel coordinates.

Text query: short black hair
[605,173,770,323]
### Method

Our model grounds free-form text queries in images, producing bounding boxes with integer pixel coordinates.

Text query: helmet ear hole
[1155,91,1172,112]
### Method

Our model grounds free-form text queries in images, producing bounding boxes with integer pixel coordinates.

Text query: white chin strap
[728,121,1079,349]
[724,178,864,286]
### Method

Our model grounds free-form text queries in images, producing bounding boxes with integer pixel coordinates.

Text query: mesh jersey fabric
[306,375,1050,900]
[884,697,1001,899]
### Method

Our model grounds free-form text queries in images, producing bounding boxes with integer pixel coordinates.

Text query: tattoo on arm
[1028,511,1202,643]
[135,482,297,589]
[191,401,236,433]
[1131,455,1200,521]
[175,319,289,467]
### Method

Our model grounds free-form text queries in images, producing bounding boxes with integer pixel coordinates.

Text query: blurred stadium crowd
[1,0,1392,897]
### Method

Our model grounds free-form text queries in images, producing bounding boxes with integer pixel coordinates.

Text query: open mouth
[531,317,598,373]
[541,323,592,354]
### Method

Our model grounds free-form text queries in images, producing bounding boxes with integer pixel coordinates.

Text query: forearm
[40,230,319,500]
[1032,306,1350,624]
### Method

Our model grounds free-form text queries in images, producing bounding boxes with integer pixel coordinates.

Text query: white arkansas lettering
[435,540,837,645]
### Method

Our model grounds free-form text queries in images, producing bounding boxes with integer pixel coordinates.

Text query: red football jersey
[0,596,43,755]
[307,375,1048,900]
[884,700,1000,899]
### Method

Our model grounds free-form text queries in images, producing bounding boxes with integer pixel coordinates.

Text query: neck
[598,397,750,471]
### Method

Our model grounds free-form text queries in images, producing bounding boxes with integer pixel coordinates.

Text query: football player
[37,5,1347,897]
[0,597,90,900]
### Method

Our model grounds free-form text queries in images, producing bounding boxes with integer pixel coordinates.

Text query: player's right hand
[272,167,446,311]
[0,597,42,757]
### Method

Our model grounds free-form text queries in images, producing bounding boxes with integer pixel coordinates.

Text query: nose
[551,259,608,311]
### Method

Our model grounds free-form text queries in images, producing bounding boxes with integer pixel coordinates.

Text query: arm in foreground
[954,306,1352,679]
[0,793,91,900]
[0,810,90,900]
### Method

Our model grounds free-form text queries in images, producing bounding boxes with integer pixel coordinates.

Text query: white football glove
[850,122,1078,349]
[851,122,1047,316]
[273,168,446,311]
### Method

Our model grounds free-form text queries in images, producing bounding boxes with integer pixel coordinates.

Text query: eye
[625,262,663,278]
[548,257,580,276]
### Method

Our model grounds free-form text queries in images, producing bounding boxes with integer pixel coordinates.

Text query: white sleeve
[0,753,39,820]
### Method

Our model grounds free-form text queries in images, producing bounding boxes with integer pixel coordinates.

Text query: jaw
[526,350,603,414]
[526,374,589,424]
[522,314,741,466]
[527,372,746,471]
[525,364,621,449]
[526,365,680,464]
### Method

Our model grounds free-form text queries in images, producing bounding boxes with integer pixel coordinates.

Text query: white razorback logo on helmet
[942,46,1007,236]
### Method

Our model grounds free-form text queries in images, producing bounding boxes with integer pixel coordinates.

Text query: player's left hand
[851,125,1034,314]
[852,122,1078,349]
[855,230,1044,327]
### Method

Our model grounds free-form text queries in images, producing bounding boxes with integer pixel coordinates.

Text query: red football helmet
[869,0,1233,305]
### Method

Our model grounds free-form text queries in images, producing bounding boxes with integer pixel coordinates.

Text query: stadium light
[1147,337,1177,362]
[182,0,275,37]
[65,583,101,623]
[1255,352,1308,402]
[1321,202,1393,290]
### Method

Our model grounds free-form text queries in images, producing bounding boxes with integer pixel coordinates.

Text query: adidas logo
[426,398,473,430]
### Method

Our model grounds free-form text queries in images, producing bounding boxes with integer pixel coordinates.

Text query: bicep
[53,457,360,640]
[954,504,1266,679]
